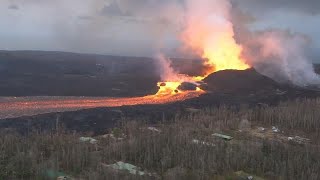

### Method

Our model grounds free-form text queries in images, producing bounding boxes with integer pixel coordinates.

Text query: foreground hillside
[1,98,319,180]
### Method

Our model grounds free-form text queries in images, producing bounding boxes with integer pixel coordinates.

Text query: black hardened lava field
[0,51,319,134]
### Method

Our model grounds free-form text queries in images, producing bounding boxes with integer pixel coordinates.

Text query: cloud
[77,16,94,20]
[8,4,19,10]
[0,0,319,60]
[100,1,127,16]
[233,0,320,15]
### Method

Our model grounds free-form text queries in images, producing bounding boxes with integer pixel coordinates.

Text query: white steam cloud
[154,53,194,83]
[155,54,179,82]
[243,30,320,86]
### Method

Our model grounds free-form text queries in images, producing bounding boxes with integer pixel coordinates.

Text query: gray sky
[0,0,319,60]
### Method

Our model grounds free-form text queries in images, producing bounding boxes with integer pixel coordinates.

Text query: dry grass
[0,98,320,179]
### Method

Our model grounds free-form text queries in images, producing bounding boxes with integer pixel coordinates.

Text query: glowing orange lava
[156,82,182,96]
[0,84,205,119]
[181,2,250,79]
[201,38,250,77]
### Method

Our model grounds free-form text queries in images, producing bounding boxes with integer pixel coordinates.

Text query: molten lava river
[0,82,205,119]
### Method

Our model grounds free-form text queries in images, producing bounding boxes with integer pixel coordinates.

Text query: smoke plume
[154,53,194,83]
[155,54,179,82]
[177,0,320,86]
[152,0,320,86]
[242,30,320,86]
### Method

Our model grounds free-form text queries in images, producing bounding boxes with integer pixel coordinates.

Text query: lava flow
[0,83,205,119]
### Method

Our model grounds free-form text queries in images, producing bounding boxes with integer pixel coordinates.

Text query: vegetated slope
[1,99,320,179]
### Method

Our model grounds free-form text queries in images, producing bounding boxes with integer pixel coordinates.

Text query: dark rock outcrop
[178,82,198,91]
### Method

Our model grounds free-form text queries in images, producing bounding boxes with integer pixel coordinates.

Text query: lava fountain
[182,0,250,80]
